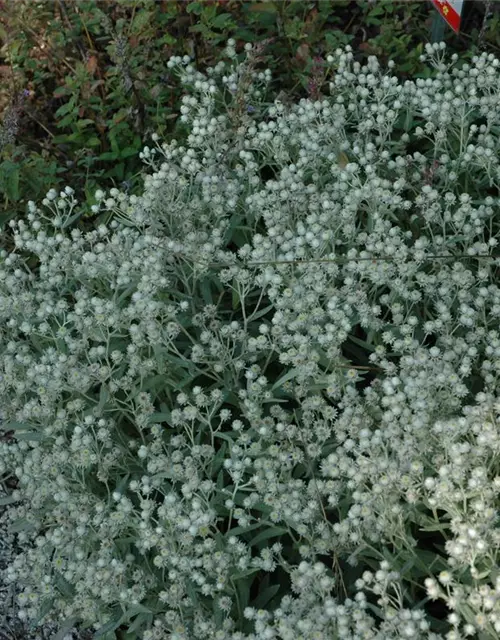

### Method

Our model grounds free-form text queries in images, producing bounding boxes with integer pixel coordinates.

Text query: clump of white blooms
[1,41,500,639]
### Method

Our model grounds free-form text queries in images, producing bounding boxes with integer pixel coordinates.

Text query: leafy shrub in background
[0,0,497,230]
[1,41,500,639]
[0,0,186,223]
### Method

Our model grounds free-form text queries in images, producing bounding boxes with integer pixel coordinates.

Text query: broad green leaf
[98,151,120,161]
[271,368,299,391]
[216,469,224,491]
[213,594,224,627]
[226,522,261,537]
[86,136,101,147]
[109,134,120,154]
[2,421,35,430]
[186,1,202,14]
[419,522,450,533]
[76,119,95,129]
[117,282,140,304]
[234,28,258,42]
[13,431,46,441]
[121,603,152,621]
[93,612,123,638]
[348,333,376,352]
[151,343,166,369]
[261,396,289,404]
[53,86,70,98]
[96,384,110,413]
[130,9,153,33]
[9,518,36,534]
[173,370,198,391]
[30,598,54,628]
[138,374,166,393]
[408,549,447,574]
[52,617,80,640]
[236,578,251,614]
[213,431,236,443]
[61,207,85,228]
[123,612,154,636]
[114,536,139,546]
[114,474,130,497]
[232,286,240,310]
[211,442,227,476]
[164,352,192,369]
[158,33,176,45]
[55,101,76,118]
[57,114,77,128]
[120,147,139,158]
[185,580,199,608]
[5,165,20,201]
[232,567,260,580]
[248,527,287,547]
[251,583,280,610]
[147,412,171,425]
[54,571,75,597]
[212,13,233,29]
[248,303,274,322]
[200,277,214,305]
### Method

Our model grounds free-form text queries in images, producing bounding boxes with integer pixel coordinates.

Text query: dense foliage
[1,41,500,639]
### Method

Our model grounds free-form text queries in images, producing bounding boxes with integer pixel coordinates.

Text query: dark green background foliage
[0,0,497,230]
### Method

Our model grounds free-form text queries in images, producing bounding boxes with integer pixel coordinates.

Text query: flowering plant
[1,41,500,639]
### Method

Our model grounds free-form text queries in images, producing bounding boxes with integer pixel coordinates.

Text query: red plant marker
[431,0,464,33]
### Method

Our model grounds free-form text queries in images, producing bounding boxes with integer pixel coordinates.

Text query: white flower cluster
[1,42,500,639]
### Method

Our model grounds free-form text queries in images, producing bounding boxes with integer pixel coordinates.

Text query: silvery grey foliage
[1,41,500,639]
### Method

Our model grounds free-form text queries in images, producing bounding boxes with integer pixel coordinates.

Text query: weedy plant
[1,41,500,640]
